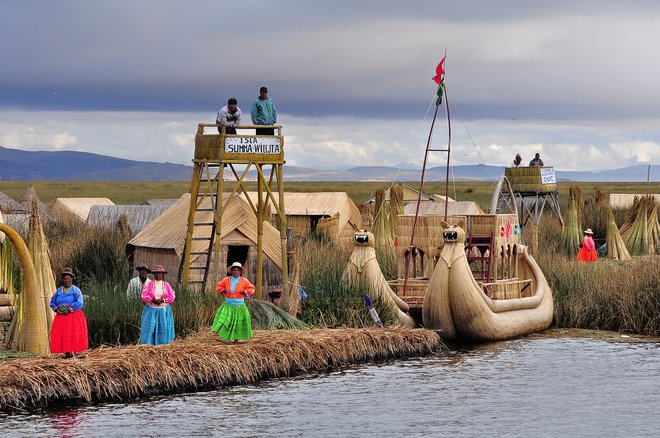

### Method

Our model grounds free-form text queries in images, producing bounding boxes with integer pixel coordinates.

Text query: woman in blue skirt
[140,264,176,345]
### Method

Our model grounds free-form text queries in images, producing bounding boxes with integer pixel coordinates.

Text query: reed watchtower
[492,166,563,229]
[180,124,288,298]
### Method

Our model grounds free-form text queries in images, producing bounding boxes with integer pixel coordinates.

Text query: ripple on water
[1,337,658,437]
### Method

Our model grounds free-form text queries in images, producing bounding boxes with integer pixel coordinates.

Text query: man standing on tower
[251,86,277,135]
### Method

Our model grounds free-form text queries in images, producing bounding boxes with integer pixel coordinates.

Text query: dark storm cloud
[2,0,660,120]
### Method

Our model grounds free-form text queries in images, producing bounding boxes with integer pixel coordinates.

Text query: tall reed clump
[538,253,659,335]
[298,238,397,327]
[560,186,582,256]
[581,189,608,239]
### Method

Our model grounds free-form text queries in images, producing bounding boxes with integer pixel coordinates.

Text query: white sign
[540,167,556,184]
[224,136,281,155]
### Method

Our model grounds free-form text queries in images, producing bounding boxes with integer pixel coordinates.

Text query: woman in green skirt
[211,262,255,343]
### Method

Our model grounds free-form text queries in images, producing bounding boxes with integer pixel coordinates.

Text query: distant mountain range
[0,146,657,182]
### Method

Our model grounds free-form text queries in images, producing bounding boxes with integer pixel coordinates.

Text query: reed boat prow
[422,220,553,342]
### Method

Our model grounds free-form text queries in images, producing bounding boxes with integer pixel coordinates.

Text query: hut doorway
[227,245,249,270]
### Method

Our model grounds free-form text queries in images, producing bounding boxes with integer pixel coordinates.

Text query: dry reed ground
[0,328,440,412]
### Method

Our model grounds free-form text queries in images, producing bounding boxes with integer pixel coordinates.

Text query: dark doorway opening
[226,245,249,275]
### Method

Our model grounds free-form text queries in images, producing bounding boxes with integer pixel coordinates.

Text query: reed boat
[389,55,553,341]
[390,212,553,342]
[422,218,553,342]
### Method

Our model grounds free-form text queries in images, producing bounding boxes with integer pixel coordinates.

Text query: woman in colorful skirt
[577,228,598,262]
[211,262,255,344]
[140,264,176,345]
[50,267,89,358]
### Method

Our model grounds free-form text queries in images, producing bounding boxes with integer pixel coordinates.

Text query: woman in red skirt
[576,228,598,262]
[49,267,89,358]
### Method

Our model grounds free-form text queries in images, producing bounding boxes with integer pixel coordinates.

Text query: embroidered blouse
[50,285,84,312]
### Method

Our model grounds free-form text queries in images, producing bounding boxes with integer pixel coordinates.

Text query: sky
[1,0,659,173]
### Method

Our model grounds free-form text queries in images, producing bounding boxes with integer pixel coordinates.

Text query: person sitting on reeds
[140,265,176,345]
[576,228,597,262]
[49,267,89,358]
[126,264,151,298]
[211,262,255,344]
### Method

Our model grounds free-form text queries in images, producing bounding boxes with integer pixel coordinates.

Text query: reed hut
[47,197,115,224]
[366,183,435,205]
[127,194,283,286]
[19,186,54,224]
[246,191,363,244]
[609,193,660,209]
[1,214,29,237]
[141,199,178,208]
[0,192,27,214]
[85,205,170,235]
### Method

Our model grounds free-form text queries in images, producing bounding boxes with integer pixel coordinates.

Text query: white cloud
[1,110,658,173]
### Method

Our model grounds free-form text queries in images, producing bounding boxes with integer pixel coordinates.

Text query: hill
[0,146,656,182]
[0,146,191,181]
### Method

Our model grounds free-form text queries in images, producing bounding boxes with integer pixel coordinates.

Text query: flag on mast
[432,55,446,106]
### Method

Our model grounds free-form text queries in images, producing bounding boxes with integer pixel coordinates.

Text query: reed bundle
[622,196,651,255]
[248,300,308,330]
[605,203,631,261]
[389,185,403,241]
[278,244,302,317]
[560,186,582,255]
[0,327,440,411]
[372,189,393,249]
[648,205,660,255]
[27,199,56,332]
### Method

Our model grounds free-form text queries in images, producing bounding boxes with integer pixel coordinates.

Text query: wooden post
[182,163,202,283]
[256,164,264,299]
[277,163,289,295]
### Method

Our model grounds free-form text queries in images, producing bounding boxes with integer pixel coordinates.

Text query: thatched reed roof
[85,205,170,235]
[366,183,434,204]
[128,193,283,268]
[141,199,178,208]
[0,328,440,411]
[246,191,363,230]
[19,186,53,223]
[47,197,115,224]
[609,193,660,209]
[429,194,455,202]
[0,192,27,214]
[1,214,29,236]
[403,200,484,216]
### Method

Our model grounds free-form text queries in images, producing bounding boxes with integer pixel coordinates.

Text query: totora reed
[0,328,441,411]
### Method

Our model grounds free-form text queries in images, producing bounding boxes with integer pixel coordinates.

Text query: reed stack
[0,328,441,411]
[605,203,631,261]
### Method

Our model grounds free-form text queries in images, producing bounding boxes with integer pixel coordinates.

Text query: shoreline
[0,328,440,412]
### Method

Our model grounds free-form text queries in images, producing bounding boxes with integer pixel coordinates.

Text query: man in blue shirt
[251,86,277,135]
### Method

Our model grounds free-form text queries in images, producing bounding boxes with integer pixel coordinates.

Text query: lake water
[1,335,658,437]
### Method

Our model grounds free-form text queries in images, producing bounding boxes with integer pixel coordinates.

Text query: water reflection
[1,337,658,437]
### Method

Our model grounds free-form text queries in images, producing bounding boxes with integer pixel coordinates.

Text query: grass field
[1,179,657,343]
[0,180,655,210]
